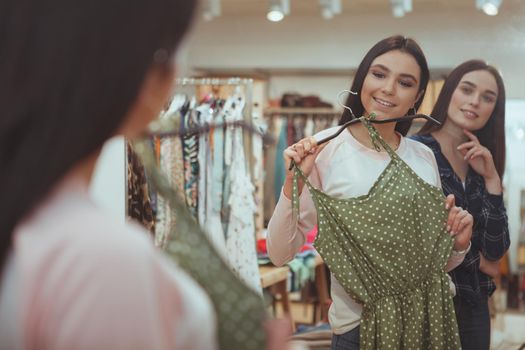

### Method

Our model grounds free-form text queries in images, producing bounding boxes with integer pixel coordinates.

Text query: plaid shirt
[411,134,510,305]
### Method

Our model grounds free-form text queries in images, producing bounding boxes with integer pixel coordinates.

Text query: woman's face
[446,69,498,131]
[360,49,422,120]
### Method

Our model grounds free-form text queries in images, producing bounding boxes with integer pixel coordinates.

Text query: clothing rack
[170,77,264,293]
[175,77,255,173]
[264,107,341,118]
[174,78,266,240]
[176,77,254,125]
[176,77,254,86]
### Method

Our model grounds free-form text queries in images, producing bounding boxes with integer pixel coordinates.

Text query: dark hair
[339,35,430,136]
[418,60,506,178]
[0,0,197,270]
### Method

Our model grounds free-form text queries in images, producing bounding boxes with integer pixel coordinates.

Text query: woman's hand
[479,255,500,278]
[445,194,473,251]
[284,137,326,178]
[457,129,502,194]
[282,137,327,199]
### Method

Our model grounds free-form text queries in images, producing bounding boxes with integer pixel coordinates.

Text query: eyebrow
[370,64,419,83]
[459,80,498,96]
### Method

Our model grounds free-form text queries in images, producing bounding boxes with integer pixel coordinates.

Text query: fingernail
[446,225,451,231]
[445,204,449,210]
[451,231,456,236]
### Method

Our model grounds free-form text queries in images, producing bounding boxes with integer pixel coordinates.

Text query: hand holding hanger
[284,137,327,178]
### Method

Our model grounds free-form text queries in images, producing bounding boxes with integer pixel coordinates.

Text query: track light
[319,0,342,20]
[202,0,221,21]
[476,0,502,16]
[267,0,290,22]
[390,0,412,18]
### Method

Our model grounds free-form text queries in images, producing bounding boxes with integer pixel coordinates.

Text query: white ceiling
[215,0,520,17]
[187,0,525,98]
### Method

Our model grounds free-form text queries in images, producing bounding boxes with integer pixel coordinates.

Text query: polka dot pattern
[291,119,461,349]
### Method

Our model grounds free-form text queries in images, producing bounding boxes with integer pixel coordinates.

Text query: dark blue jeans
[454,296,490,350]
[331,326,360,350]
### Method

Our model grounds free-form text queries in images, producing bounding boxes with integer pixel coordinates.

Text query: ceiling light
[476,0,502,16]
[267,6,285,21]
[267,0,290,22]
[390,0,412,18]
[319,0,342,20]
[202,0,221,21]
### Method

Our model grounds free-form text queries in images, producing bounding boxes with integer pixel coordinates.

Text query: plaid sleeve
[479,192,510,261]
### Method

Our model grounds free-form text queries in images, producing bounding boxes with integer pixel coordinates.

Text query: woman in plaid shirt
[412,59,510,350]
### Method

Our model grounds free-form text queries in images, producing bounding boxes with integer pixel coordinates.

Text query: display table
[259,254,330,327]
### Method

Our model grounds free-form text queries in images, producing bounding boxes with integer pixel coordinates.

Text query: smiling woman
[266,35,475,350]
[413,59,510,350]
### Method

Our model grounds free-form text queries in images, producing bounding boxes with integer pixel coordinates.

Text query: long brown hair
[339,35,430,136]
[0,0,197,271]
[418,60,506,178]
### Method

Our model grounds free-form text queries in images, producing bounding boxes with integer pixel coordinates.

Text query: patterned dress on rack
[126,141,155,234]
[182,107,199,219]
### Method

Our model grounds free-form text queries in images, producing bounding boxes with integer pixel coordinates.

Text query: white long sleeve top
[267,126,466,335]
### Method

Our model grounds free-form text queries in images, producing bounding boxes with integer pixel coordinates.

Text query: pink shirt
[0,175,217,350]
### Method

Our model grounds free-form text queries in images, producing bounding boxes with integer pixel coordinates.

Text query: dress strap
[358,115,400,160]
[291,163,304,220]
[291,162,318,221]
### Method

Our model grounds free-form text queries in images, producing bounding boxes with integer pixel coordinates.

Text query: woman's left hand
[445,194,473,251]
[457,129,499,181]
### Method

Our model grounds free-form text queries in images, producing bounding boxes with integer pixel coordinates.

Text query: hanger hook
[337,90,358,119]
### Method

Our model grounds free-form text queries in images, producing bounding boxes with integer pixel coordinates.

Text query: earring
[409,106,417,115]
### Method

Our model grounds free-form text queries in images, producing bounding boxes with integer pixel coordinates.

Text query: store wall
[268,75,349,105]
[185,8,525,98]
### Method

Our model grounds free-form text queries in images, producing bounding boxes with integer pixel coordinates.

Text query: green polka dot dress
[292,118,461,349]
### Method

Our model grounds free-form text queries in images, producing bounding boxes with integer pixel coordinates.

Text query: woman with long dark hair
[267,35,474,349]
[0,1,219,348]
[412,59,510,350]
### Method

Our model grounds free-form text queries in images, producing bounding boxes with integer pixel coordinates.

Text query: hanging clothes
[224,95,262,293]
[132,140,267,350]
[182,103,199,219]
[273,121,288,208]
[146,87,262,294]
[155,109,185,248]
[197,102,227,258]
[126,141,155,234]
[291,118,461,349]
[211,108,226,214]
[304,117,315,138]
[196,103,213,228]
[263,117,282,224]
